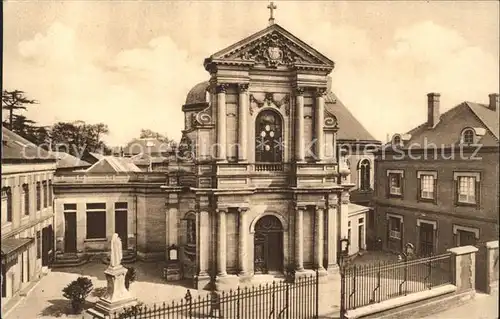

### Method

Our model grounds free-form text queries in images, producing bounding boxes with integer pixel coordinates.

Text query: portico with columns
[163,9,359,290]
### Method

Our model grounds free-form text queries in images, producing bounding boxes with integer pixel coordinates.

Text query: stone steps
[101,250,137,265]
[51,254,90,268]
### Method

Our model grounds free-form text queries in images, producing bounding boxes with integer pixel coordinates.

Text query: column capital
[340,191,350,205]
[314,87,327,97]
[216,83,229,94]
[237,207,249,213]
[295,205,307,211]
[215,208,227,214]
[238,83,249,93]
[327,203,338,210]
[295,87,305,96]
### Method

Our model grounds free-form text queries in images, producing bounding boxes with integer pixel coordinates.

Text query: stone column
[217,209,227,276]
[315,88,325,161]
[295,206,305,271]
[238,84,249,162]
[216,84,228,161]
[315,206,326,272]
[238,208,249,276]
[198,210,210,277]
[295,87,305,161]
[327,202,338,271]
[340,191,350,241]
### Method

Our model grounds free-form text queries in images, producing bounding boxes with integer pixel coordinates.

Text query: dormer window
[461,128,475,145]
[392,134,402,147]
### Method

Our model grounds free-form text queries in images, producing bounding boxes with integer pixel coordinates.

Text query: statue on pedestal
[110,233,123,268]
[85,233,137,319]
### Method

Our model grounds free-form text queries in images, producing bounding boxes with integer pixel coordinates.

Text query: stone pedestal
[86,265,137,318]
[163,261,182,281]
[215,274,239,291]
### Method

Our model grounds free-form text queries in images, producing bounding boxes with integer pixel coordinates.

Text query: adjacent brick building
[373,93,499,256]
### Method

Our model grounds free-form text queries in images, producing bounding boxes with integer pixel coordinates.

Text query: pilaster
[216,84,228,161]
[238,84,249,162]
[315,206,326,273]
[216,208,227,276]
[315,88,326,161]
[295,205,305,271]
[295,87,305,162]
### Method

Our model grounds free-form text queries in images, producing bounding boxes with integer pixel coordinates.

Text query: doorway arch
[253,215,284,274]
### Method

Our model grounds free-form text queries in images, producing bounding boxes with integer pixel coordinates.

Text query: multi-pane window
[42,181,48,208]
[2,187,12,222]
[389,216,402,240]
[86,203,106,239]
[458,176,476,204]
[255,110,283,163]
[22,183,30,215]
[186,219,196,245]
[36,181,41,211]
[420,175,435,199]
[47,179,53,203]
[462,129,475,144]
[388,173,402,195]
[36,231,41,259]
[359,159,371,191]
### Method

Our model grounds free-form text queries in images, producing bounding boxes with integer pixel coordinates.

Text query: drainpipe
[134,193,138,260]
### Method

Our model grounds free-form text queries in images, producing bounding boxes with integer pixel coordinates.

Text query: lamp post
[339,237,350,319]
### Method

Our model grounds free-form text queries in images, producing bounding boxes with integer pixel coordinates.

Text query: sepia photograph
[1,1,498,318]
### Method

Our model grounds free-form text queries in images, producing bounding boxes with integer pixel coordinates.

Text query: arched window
[255,110,283,163]
[392,135,402,147]
[461,128,475,145]
[359,159,371,191]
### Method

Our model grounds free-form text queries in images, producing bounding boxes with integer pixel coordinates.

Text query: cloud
[4,18,498,146]
[6,22,207,145]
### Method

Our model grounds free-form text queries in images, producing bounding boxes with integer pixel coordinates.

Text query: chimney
[327,76,332,91]
[488,93,499,111]
[427,93,440,128]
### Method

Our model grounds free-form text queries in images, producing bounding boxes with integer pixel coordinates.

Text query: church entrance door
[254,215,283,274]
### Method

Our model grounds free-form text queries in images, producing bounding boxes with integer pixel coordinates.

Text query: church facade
[52,21,378,290]
[165,23,353,289]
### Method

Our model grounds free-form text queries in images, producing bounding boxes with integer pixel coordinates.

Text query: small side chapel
[165,9,357,290]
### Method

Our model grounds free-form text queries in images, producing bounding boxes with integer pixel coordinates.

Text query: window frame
[453,172,480,207]
[417,171,438,203]
[254,109,283,163]
[36,181,41,211]
[2,187,12,223]
[42,181,48,208]
[386,169,404,198]
[85,203,107,240]
[358,159,371,191]
[453,224,479,246]
[461,128,475,145]
[22,183,30,216]
[387,213,403,240]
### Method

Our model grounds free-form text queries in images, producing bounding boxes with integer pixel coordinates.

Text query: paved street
[422,292,498,319]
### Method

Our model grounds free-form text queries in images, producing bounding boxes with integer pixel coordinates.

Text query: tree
[62,277,93,314]
[2,90,37,130]
[139,129,173,144]
[50,121,110,157]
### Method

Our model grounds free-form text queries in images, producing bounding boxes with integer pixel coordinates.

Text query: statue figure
[110,233,123,268]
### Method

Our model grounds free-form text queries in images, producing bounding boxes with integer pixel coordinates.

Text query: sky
[3,0,499,146]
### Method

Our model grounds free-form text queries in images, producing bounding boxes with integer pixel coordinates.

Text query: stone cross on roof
[267,2,277,26]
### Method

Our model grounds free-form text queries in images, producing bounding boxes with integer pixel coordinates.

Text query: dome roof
[185,81,210,105]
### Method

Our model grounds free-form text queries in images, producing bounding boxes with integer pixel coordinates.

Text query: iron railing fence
[343,252,453,310]
[113,271,319,319]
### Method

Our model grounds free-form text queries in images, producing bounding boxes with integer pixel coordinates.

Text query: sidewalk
[422,292,498,319]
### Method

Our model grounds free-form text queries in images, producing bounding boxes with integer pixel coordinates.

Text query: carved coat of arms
[267,46,283,61]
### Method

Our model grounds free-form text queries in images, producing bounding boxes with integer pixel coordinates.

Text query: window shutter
[453,180,458,206]
[386,176,390,198]
[416,176,421,201]
[433,178,438,204]
[475,180,481,209]
[400,175,405,199]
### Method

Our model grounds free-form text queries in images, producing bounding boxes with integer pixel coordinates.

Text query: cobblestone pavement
[422,292,498,319]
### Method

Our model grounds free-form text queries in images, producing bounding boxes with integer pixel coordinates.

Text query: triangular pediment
[206,24,334,69]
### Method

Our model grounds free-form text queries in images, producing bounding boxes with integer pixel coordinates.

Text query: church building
[53,10,378,290]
